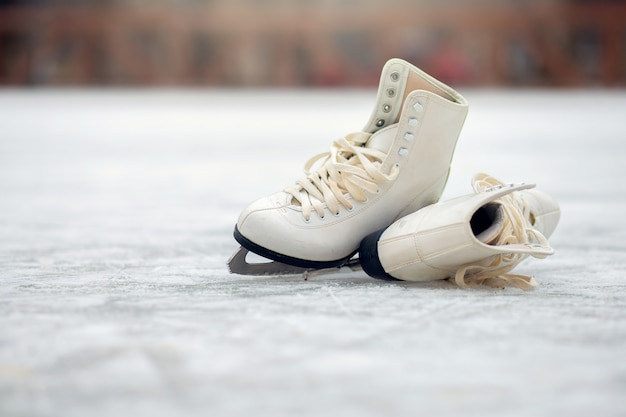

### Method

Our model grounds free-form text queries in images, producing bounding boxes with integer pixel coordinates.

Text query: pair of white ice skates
[228,58,560,289]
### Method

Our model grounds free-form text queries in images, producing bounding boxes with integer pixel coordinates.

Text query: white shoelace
[453,173,553,290]
[284,131,399,221]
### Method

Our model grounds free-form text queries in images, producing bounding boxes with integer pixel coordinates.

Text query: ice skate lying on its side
[358,173,561,289]
[228,58,469,275]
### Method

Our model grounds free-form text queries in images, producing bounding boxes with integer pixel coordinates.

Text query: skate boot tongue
[365,125,396,154]
[284,127,401,219]
[473,203,505,244]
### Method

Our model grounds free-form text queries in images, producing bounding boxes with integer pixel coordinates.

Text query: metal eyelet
[387,88,396,97]
[376,119,385,127]
[383,104,391,113]
[390,72,399,81]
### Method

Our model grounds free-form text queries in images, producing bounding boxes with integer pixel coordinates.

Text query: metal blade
[227,246,310,275]
[227,246,363,277]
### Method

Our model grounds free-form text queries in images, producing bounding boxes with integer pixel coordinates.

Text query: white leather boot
[359,173,561,289]
[229,58,468,274]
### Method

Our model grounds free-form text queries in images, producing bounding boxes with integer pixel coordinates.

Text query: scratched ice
[1,89,625,417]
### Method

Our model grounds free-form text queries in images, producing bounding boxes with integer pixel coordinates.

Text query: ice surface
[1,88,625,417]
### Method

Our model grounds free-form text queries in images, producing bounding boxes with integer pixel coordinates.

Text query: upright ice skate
[229,58,468,275]
[359,173,561,289]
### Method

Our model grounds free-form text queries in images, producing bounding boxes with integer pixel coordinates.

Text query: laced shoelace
[284,131,399,221]
[452,173,553,290]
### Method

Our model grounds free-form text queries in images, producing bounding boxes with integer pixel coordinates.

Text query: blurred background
[0,0,625,88]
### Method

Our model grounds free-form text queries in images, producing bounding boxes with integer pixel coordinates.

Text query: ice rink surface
[1,88,625,417]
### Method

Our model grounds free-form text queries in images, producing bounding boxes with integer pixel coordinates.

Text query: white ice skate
[228,58,469,275]
[359,173,561,289]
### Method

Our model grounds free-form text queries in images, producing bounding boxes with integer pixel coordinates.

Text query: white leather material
[362,58,462,133]
[520,188,561,238]
[375,183,559,282]
[236,59,469,263]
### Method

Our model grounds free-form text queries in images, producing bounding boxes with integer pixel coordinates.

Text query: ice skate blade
[227,246,362,277]
[227,246,310,275]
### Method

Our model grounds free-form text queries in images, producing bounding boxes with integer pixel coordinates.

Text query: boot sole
[233,225,356,270]
[359,228,400,281]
